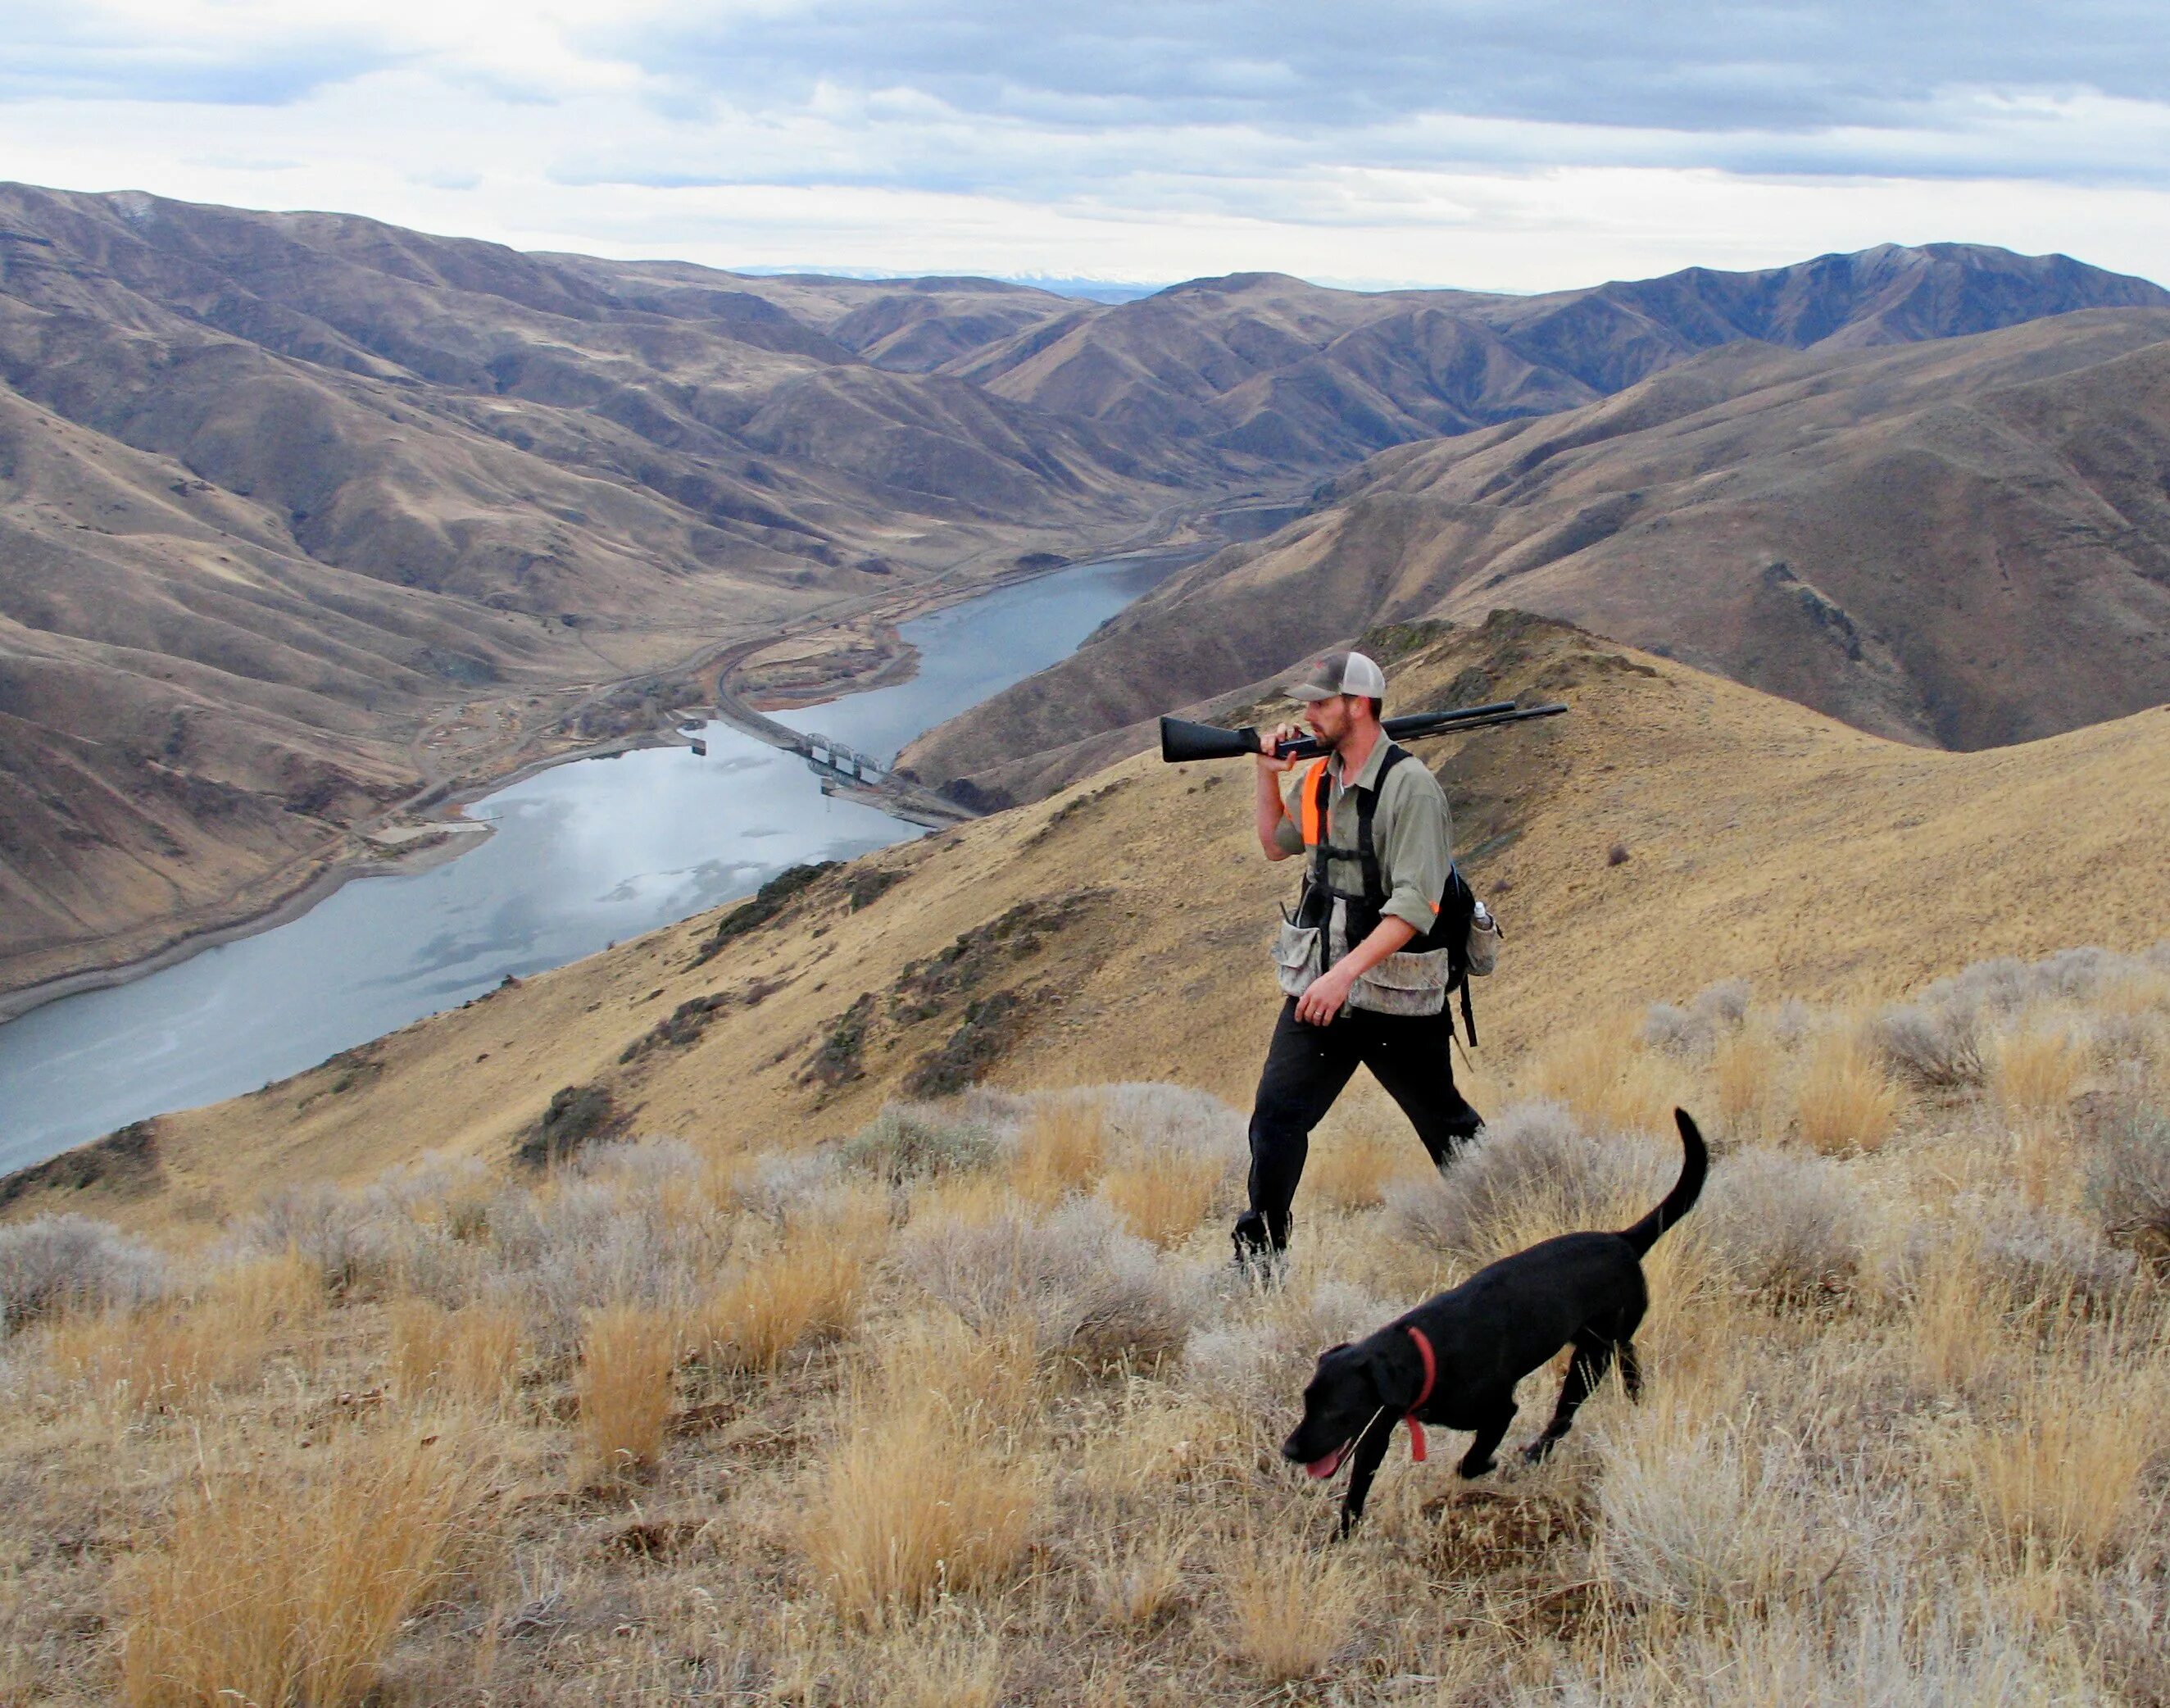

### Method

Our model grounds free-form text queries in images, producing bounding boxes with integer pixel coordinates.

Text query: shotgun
[1159,700,1567,764]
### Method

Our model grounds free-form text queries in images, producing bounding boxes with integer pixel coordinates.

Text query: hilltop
[28,616,2169,1233]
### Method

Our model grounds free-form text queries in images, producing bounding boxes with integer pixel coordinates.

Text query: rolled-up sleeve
[1378,770,1453,933]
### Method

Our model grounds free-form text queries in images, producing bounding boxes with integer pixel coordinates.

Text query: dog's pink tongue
[1305,1442,1347,1479]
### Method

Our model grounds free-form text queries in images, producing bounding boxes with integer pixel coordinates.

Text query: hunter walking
[1233,650,1484,1272]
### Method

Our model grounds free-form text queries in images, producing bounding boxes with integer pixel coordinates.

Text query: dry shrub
[798,1320,1037,1624]
[1307,1126,1424,1211]
[576,1303,681,1477]
[1217,1529,1363,1681]
[387,1298,523,1405]
[2091,1105,2170,1268]
[842,1102,997,1186]
[1009,1099,1106,1205]
[1966,1364,2163,1565]
[1699,1149,1868,1305]
[1795,1029,1898,1155]
[117,1429,484,1708]
[1521,1014,1682,1136]
[0,1214,166,1331]
[1871,1002,1986,1091]
[701,1241,864,1373]
[899,1198,1197,1367]
[1099,1148,1222,1247]
[1991,1022,2086,1120]
[48,1249,320,1410]
[1592,1394,1880,1619]
[1389,1102,1668,1268]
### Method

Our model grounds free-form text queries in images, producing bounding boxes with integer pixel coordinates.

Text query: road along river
[0,552,1180,1170]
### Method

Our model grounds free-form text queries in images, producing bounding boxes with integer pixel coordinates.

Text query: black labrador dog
[1283,1108,1707,1535]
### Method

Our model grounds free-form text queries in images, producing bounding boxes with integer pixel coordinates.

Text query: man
[1233,649,1482,1272]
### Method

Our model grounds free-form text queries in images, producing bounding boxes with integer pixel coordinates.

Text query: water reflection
[0,553,1177,1166]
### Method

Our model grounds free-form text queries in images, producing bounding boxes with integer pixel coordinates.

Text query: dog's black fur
[1282,1109,1707,1535]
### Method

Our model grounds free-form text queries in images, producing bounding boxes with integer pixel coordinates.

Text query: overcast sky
[6,0,2169,291]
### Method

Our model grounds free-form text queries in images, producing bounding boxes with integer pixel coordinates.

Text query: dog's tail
[1618,1110,1707,1257]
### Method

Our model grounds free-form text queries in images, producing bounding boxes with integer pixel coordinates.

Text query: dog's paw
[1521,1438,1558,1465]
[1456,1453,1497,1479]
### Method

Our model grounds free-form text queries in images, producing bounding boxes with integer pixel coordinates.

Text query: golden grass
[45,1248,320,1410]
[387,1298,523,1406]
[1100,1149,1222,1248]
[1966,1362,2164,1566]
[576,1304,681,1478]
[797,1316,1037,1624]
[1713,1024,1781,1142]
[117,1429,483,1708]
[1308,1125,1424,1210]
[1009,1098,1106,1205]
[1216,1528,1364,1682]
[1520,1013,1681,1136]
[1908,1235,2012,1397]
[1795,1027,1899,1154]
[701,1241,864,1373]
[1992,1020,2087,1120]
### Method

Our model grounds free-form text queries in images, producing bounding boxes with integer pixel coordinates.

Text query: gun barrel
[1158,700,1566,765]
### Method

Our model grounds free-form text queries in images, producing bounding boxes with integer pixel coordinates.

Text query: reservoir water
[0,552,1178,1170]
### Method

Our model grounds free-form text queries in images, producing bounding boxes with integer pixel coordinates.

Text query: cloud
[0,13,400,106]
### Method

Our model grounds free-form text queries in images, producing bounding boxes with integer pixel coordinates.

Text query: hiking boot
[1230,1211,1287,1288]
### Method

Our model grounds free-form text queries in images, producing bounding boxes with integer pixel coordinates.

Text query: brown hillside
[39,615,2169,1238]
[902,307,2170,798]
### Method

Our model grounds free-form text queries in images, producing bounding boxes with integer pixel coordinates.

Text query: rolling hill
[901,307,2170,802]
[5,179,2163,1000]
[30,616,2169,1233]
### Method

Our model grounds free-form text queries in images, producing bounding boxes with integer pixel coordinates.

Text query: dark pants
[1243,997,1482,1249]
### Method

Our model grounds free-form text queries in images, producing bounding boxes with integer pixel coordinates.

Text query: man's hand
[1296,962,1356,1026]
[1254,722,1303,775]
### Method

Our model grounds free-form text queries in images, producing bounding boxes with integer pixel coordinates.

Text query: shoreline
[0,505,1264,1029]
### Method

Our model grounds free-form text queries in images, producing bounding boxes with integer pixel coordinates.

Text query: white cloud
[2,2,2168,288]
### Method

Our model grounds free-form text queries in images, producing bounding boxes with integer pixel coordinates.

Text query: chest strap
[1305,744,1410,907]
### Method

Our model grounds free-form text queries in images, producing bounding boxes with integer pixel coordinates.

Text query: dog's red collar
[1404,1325,1437,1462]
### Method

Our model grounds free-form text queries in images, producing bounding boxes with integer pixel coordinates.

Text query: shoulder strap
[1349,744,1407,906]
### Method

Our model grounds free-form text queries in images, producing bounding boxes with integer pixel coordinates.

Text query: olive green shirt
[1272,738,1455,934]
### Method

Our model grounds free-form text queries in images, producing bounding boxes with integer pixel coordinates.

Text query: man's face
[1302,694,1355,746]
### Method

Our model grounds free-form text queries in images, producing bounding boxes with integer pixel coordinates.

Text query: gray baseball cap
[1284,649,1387,702]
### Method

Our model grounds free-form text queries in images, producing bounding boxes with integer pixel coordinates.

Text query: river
[0,552,1178,1170]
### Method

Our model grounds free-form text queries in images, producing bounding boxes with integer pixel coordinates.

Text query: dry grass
[1795,1026,1900,1154]
[576,1303,681,1478]
[1008,1098,1107,1205]
[701,1240,864,1373]
[797,1316,1037,1624]
[1309,1126,1425,1210]
[1217,1527,1364,1682]
[387,1298,523,1405]
[1993,1020,2087,1120]
[1099,1148,1222,1248]
[1712,1024,1781,1142]
[1965,1360,2164,1566]
[116,1429,484,1708]
[20,949,2170,1705]
[45,1248,320,1410]
[1520,1013,1682,1136]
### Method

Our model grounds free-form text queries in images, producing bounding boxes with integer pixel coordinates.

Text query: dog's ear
[1354,1339,1422,1408]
